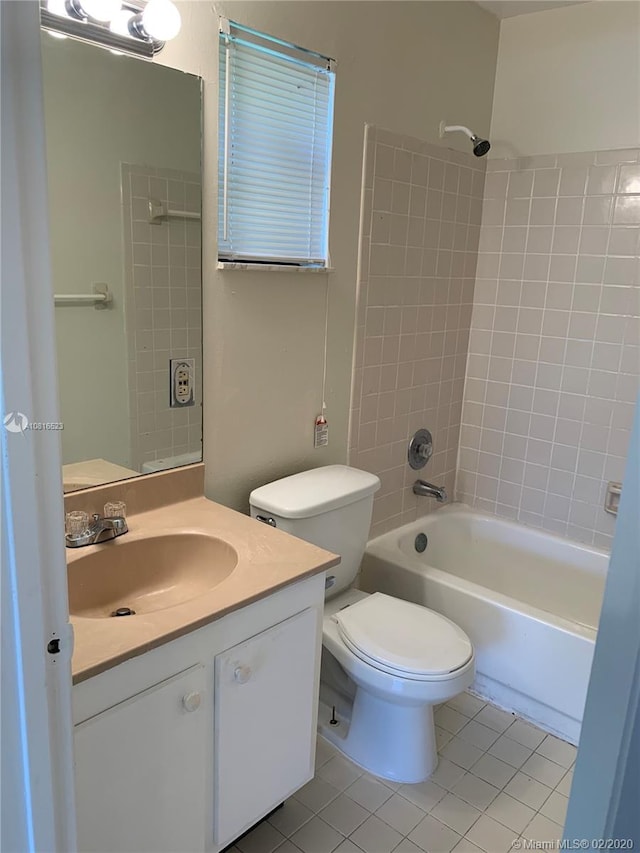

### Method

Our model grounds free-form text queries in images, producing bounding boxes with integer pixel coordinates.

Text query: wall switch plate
[169,358,195,408]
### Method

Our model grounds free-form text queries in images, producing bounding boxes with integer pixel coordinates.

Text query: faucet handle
[65,511,90,537]
[104,501,126,519]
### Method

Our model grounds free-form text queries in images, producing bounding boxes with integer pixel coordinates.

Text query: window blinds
[218,20,335,267]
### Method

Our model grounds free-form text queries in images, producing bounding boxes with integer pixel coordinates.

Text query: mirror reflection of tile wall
[122,164,202,472]
[41,34,202,491]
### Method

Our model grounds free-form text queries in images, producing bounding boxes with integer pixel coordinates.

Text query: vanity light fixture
[40,0,181,58]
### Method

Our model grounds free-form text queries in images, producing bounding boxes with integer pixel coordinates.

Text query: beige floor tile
[431,793,482,835]
[318,755,363,791]
[290,816,344,853]
[392,839,424,853]
[436,725,455,751]
[236,821,287,853]
[457,720,501,751]
[274,842,304,853]
[474,706,515,734]
[350,814,403,853]
[319,793,370,836]
[485,792,535,834]
[408,814,462,853]
[504,720,546,750]
[488,734,533,769]
[451,772,500,811]
[333,840,361,853]
[451,839,485,853]
[345,774,394,812]
[376,793,426,835]
[504,772,553,810]
[431,759,468,791]
[523,813,563,843]
[316,736,338,768]
[540,790,569,826]
[294,777,341,812]
[470,754,517,789]
[441,736,484,770]
[520,753,566,788]
[446,693,486,719]
[398,779,447,811]
[269,799,314,837]
[435,706,471,735]
[465,814,515,853]
[556,768,574,797]
[536,734,577,769]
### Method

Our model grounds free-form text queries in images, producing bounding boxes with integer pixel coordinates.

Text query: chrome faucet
[65,513,128,549]
[413,480,447,502]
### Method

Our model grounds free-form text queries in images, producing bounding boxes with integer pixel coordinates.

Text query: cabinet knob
[182,691,202,712]
[234,665,252,684]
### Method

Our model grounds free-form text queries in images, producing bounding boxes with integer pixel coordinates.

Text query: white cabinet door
[214,608,319,849]
[74,665,206,853]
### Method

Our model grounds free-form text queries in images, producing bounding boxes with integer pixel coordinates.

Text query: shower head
[440,122,491,158]
[470,135,491,157]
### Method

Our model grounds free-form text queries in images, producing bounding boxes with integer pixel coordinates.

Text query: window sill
[217,261,333,273]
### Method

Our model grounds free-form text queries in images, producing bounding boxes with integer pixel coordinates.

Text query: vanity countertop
[67,468,339,684]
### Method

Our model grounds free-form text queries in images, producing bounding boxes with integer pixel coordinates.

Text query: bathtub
[359,504,609,744]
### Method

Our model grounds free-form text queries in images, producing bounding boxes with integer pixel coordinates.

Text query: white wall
[158,0,499,512]
[490,1,640,159]
[42,37,200,467]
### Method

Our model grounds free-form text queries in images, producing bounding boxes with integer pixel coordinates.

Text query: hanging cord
[320,278,329,417]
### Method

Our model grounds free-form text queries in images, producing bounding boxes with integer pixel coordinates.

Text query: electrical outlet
[169,358,195,408]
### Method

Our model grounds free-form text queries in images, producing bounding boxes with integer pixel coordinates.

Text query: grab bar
[148,199,201,223]
[54,284,112,308]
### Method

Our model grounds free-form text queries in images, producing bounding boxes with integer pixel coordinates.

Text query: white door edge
[1,2,77,850]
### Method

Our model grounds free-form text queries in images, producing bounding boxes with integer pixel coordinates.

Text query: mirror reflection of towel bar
[148,199,201,223]
[54,284,112,308]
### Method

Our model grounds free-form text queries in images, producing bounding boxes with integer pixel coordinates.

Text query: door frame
[564,399,640,842]
[1,2,76,850]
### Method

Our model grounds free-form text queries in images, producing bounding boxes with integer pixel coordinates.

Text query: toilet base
[318,690,438,784]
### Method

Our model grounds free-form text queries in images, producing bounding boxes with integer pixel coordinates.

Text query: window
[218,19,335,268]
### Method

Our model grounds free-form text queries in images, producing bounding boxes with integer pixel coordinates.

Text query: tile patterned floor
[230,693,576,853]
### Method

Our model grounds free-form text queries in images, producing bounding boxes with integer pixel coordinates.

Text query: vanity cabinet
[214,608,317,849]
[75,665,207,853]
[72,575,324,853]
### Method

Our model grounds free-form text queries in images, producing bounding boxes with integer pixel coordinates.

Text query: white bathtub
[359,504,609,744]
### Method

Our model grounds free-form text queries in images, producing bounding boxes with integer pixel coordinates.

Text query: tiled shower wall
[122,164,203,471]
[458,149,640,549]
[349,126,486,537]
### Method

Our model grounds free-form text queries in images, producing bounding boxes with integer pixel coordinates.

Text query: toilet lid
[334,593,473,677]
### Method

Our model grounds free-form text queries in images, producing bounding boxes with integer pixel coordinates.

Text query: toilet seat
[333,592,472,681]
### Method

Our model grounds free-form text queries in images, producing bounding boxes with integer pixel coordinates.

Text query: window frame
[218,18,336,271]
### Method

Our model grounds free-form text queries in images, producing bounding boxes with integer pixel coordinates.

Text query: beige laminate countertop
[69,495,339,684]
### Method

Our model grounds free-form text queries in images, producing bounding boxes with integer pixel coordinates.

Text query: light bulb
[47,0,70,17]
[109,8,134,36]
[80,0,121,22]
[141,0,181,41]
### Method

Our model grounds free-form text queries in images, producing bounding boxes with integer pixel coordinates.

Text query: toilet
[249,464,475,783]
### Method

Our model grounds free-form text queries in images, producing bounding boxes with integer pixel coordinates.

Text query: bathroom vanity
[67,465,338,853]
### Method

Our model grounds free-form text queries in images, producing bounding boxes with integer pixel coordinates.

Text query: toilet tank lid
[249,465,381,519]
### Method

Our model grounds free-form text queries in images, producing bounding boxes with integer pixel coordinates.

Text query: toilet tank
[249,465,380,598]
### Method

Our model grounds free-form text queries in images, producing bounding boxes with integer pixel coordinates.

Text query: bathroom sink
[68,533,239,618]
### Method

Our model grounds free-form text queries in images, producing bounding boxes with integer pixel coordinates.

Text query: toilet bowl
[319,588,474,782]
[249,465,475,783]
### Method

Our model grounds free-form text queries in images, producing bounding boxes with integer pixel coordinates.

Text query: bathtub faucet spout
[413,479,447,502]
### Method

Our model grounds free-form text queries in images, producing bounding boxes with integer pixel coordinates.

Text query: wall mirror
[41,35,203,493]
